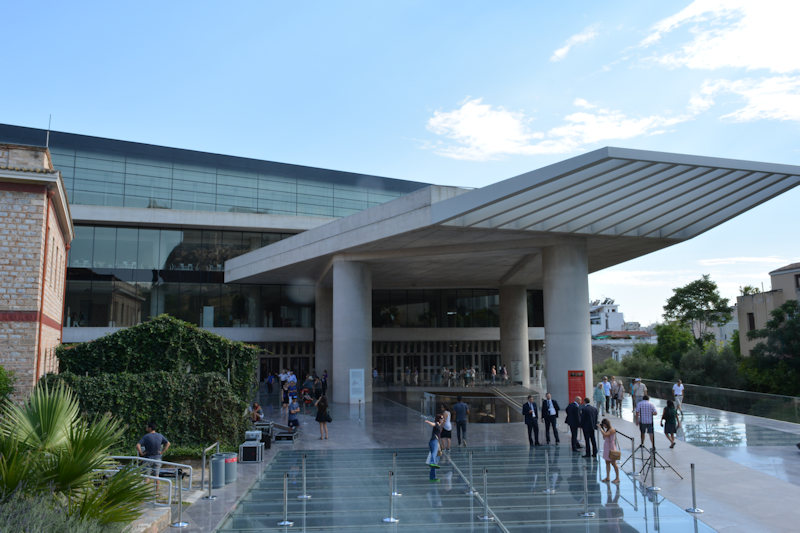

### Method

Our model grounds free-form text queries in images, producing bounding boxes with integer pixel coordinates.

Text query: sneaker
[429,478,441,483]
[430,463,441,469]
[463,440,467,447]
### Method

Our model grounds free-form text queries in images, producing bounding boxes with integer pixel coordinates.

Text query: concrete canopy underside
[226,146,800,289]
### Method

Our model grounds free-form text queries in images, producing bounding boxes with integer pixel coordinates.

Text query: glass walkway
[217,446,713,532]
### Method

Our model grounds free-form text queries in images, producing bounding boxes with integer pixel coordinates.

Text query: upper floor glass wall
[372,289,544,328]
[0,124,428,217]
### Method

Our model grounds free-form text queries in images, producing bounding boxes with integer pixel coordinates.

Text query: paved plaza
[164,392,800,532]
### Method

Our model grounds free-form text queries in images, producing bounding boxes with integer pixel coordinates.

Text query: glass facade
[0,124,427,217]
[64,225,313,328]
[372,289,544,328]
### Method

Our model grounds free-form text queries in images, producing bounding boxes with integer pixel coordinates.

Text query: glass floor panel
[216,447,715,532]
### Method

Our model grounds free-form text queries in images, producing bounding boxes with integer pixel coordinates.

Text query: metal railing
[617,376,800,424]
[111,456,193,491]
[200,442,220,492]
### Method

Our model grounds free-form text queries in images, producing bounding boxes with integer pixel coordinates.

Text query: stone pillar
[542,240,591,405]
[499,285,530,387]
[332,259,372,404]
[314,285,333,386]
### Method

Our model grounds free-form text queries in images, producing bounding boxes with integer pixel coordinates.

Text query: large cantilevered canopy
[226,146,800,288]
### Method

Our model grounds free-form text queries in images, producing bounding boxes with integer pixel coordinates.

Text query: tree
[663,274,733,347]
[654,322,695,368]
[740,285,760,295]
[0,382,151,526]
[741,300,800,395]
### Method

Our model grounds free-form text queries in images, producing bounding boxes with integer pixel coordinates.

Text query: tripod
[637,444,683,481]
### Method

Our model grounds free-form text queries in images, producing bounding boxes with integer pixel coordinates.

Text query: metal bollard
[647,448,661,492]
[685,463,704,513]
[465,450,477,495]
[631,438,636,476]
[170,467,189,528]
[277,472,293,526]
[382,471,399,523]
[477,468,494,521]
[391,452,402,496]
[542,449,555,494]
[297,453,311,500]
[358,399,362,421]
[578,463,596,518]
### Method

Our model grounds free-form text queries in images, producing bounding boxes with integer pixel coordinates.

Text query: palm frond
[0,382,79,452]
[70,464,151,525]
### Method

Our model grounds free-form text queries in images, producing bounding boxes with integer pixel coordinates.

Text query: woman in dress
[424,414,444,481]
[439,403,453,452]
[599,418,620,483]
[661,399,679,448]
[314,395,330,440]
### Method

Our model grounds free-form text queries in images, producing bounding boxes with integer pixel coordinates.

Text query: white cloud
[426,98,693,160]
[697,256,789,266]
[551,28,598,62]
[642,0,800,74]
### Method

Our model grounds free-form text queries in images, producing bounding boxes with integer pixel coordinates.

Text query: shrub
[44,371,249,449]
[0,491,117,533]
[0,364,14,404]
[56,315,257,403]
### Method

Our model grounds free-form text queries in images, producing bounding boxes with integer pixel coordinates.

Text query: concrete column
[499,285,530,388]
[314,285,333,384]
[332,260,372,404]
[542,240,591,405]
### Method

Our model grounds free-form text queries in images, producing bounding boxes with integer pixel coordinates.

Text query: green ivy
[44,371,249,450]
[55,315,258,402]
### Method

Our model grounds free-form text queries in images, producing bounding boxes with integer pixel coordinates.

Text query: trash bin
[224,452,238,484]
[211,453,225,489]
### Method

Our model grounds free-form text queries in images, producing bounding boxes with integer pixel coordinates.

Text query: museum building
[1,123,798,403]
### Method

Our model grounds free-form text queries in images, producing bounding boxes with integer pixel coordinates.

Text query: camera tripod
[631,444,682,482]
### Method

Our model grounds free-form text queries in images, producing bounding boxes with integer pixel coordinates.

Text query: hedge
[56,315,257,402]
[44,371,249,449]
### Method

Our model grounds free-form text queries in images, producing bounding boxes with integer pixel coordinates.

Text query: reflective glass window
[69,226,94,268]
[92,227,116,268]
[115,227,139,269]
[160,230,183,270]
[137,229,160,270]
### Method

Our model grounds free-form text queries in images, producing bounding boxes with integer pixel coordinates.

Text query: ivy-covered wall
[51,315,258,448]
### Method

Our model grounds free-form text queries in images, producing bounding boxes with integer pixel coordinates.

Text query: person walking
[453,395,470,447]
[580,398,599,458]
[593,382,606,416]
[314,395,330,440]
[565,396,583,452]
[541,392,560,445]
[423,415,444,482]
[635,395,658,449]
[632,378,647,412]
[612,377,624,416]
[661,399,680,448]
[602,376,612,414]
[598,418,620,483]
[672,379,685,414]
[440,403,453,452]
[522,395,541,446]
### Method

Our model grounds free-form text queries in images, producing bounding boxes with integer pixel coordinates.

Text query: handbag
[609,450,621,461]
[326,413,332,423]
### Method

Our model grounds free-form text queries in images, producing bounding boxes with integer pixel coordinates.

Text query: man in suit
[541,392,560,445]
[522,395,541,446]
[580,397,599,458]
[565,396,583,452]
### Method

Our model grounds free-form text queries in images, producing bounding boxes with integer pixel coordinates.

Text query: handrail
[200,442,220,491]
[111,456,193,491]
[96,469,173,520]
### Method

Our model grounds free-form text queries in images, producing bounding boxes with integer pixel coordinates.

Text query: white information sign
[349,368,365,404]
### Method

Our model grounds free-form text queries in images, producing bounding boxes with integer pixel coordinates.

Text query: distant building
[737,263,800,356]
[590,298,625,336]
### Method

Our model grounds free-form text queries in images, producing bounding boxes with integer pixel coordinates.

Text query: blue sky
[3,1,799,325]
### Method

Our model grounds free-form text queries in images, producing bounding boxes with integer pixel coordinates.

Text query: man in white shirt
[602,376,611,414]
[635,395,658,449]
[672,379,685,412]
[632,378,647,411]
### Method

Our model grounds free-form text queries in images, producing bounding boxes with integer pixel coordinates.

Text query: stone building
[0,144,73,399]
